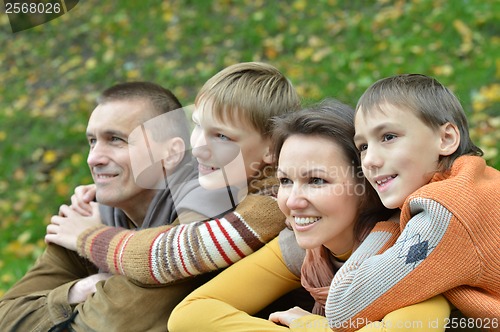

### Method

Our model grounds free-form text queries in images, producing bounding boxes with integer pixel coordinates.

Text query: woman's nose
[285,186,308,210]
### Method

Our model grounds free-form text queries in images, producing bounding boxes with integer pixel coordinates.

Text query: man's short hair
[98,81,190,144]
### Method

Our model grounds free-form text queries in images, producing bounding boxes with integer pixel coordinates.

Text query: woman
[168,99,451,331]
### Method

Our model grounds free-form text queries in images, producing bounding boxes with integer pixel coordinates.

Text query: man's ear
[163,137,186,172]
[439,122,460,156]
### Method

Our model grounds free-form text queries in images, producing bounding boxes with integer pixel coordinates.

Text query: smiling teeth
[376,176,396,185]
[294,217,321,226]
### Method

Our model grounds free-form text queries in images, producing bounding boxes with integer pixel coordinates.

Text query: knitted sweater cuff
[77,225,127,273]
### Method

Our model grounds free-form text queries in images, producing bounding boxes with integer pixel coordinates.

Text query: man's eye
[111,137,125,143]
[88,138,96,145]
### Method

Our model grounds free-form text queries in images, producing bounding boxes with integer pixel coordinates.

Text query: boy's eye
[310,177,326,185]
[216,133,231,141]
[357,143,368,152]
[382,133,397,142]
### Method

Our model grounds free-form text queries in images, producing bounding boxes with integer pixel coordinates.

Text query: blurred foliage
[0,0,498,294]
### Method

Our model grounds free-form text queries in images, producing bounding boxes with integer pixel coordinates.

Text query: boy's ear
[163,137,186,172]
[262,144,273,165]
[439,122,460,156]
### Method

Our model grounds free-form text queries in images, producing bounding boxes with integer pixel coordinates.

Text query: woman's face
[277,135,362,255]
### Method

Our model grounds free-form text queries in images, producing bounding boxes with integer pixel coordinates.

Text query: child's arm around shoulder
[76,191,286,284]
[325,199,477,332]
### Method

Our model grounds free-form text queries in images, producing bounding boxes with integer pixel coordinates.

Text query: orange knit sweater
[325,156,500,331]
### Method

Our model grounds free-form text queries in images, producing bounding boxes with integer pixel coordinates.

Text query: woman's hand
[45,202,102,251]
[69,184,97,216]
[269,306,311,327]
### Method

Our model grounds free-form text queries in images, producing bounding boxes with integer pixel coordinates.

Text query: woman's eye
[278,177,292,185]
[382,133,397,142]
[310,177,326,185]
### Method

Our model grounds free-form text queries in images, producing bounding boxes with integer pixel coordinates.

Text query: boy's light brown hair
[195,62,301,137]
[355,73,483,171]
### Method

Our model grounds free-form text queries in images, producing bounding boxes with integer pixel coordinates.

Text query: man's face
[86,99,157,217]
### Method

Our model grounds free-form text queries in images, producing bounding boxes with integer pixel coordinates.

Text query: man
[2,63,306,331]
[0,82,207,331]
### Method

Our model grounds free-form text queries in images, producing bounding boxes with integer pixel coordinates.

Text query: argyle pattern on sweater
[325,156,500,332]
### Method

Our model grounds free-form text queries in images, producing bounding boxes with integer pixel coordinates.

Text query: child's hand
[45,202,102,251]
[268,306,311,327]
[68,184,97,216]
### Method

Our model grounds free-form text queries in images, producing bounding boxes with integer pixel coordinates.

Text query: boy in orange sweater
[325,74,499,331]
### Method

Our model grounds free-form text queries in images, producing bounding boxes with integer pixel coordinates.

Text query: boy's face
[190,104,271,190]
[354,103,442,209]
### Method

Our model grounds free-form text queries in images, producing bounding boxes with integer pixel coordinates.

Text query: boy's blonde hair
[356,74,483,171]
[195,62,301,137]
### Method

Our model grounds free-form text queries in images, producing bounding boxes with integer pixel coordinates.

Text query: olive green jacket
[0,241,214,332]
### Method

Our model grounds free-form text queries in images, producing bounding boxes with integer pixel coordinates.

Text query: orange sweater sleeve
[325,157,500,331]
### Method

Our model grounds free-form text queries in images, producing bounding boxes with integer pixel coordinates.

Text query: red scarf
[300,246,337,316]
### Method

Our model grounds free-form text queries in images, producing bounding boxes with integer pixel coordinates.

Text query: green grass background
[0,0,499,294]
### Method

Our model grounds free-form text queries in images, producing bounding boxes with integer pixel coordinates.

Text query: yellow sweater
[168,232,451,332]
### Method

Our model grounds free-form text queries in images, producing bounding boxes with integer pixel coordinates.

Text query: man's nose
[87,142,109,167]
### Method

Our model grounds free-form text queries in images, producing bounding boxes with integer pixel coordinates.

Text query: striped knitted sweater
[325,156,500,331]
[76,171,285,284]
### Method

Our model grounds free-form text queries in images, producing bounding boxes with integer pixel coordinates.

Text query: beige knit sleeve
[76,193,285,284]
